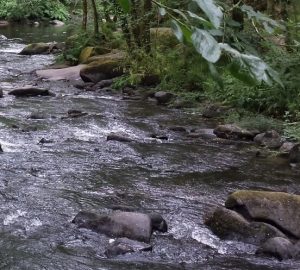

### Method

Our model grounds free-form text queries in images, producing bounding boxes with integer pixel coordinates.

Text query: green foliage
[0,0,69,21]
[225,110,284,133]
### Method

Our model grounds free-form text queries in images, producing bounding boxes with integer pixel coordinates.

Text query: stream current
[0,25,300,270]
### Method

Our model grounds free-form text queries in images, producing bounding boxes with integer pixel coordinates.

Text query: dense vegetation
[1,0,300,138]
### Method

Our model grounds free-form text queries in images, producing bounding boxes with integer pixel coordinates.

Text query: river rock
[154,91,175,105]
[289,144,300,164]
[202,104,226,118]
[214,124,258,140]
[168,126,187,132]
[8,87,54,97]
[19,42,58,55]
[0,21,9,27]
[0,89,3,98]
[254,130,283,149]
[225,190,300,238]
[72,211,152,243]
[0,144,3,153]
[107,132,133,143]
[256,237,294,260]
[205,207,285,244]
[105,238,152,258]
[49,20,65,26]
[36,65,86,81]
[148,212,168,233]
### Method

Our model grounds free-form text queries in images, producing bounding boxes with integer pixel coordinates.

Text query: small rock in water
[39,138,54,144]
[0,144,3,153]
[62,110,88,119]
[168,126,187,132]
[154,91,175,105]
[107,133,133,143]
[8,87,54,97]
[254,130,283,149]
[214,124,258,141]
[150,133,169,140]
[0,89,3,98]
[28,112,47,120]
[105,237,152,258]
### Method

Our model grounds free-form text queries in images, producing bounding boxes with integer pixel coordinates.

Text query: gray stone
[256,237,294,260]
[254,130,283,149]
[107,133,133,143]
[72,211,152,243]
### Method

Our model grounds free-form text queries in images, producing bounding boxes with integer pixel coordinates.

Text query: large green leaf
[193,0,223,28]
[116,0,131,13]
[191,28,221,63]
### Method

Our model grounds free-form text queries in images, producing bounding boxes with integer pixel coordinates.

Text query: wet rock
[72,211,152,242]
[105,238,152,258]
[154,91,175,105]
[107,133,133,143]
[19,42,58,55]
[8,87,54,97]
[36,65,86,81]
[202,104,226,118]
[168,126,187,132]
[49,20,65,26]
[279,142,296,157]
[256,237,294,260]
[62,110,88,119]
[28,112,47,120]
[95,79,113,89]
[80,52,125,83]
[0,144,3,153]
[225,190,300,238]
[254,130,283,149]
[39,138,54,144]
[0,89,3,98]
[289,144,300,164]
[148,213,168,233]
[73,81,94,90]
[205,207,285,245]
[214,124,258,140]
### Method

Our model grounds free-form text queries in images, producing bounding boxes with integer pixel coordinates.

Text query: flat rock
[8,87,54,97]
[225,190,300,238]
[36,65,86,81]
[107,133,133,143]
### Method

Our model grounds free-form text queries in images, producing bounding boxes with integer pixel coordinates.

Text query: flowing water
[0,25,300,270]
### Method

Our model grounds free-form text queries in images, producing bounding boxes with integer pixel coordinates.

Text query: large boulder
[36,65,86,81]
[205,207,285,245]
[19,43,58,55]
[225,190,300,238]
[80,51,124,83]
[79,46,111,63]
[214,124,258,140]
[72,211,153,243]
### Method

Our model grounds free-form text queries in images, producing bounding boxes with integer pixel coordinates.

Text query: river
[0,24,299,270]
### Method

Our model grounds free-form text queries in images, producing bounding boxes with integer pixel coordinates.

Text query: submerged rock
[256,237,294,260]
[105,238,152,258]
[8,87,54,97]
[0,89,3,98]
[72,211,153,243]
[225,190,300,238]
[254,130,283,149]
[214,124,257,140]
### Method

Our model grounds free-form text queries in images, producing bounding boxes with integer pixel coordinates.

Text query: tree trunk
[142,0,152,53]
[90,0,100,36]
[82,0,88,31]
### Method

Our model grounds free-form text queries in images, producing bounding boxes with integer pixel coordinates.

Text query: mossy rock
[205,207,285,244]
[19,43,52,55]
[225,190,300,238]
[79,46,111,64]
[84,50,125,65]
[150,28,178,48]
[80,56,123,83]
